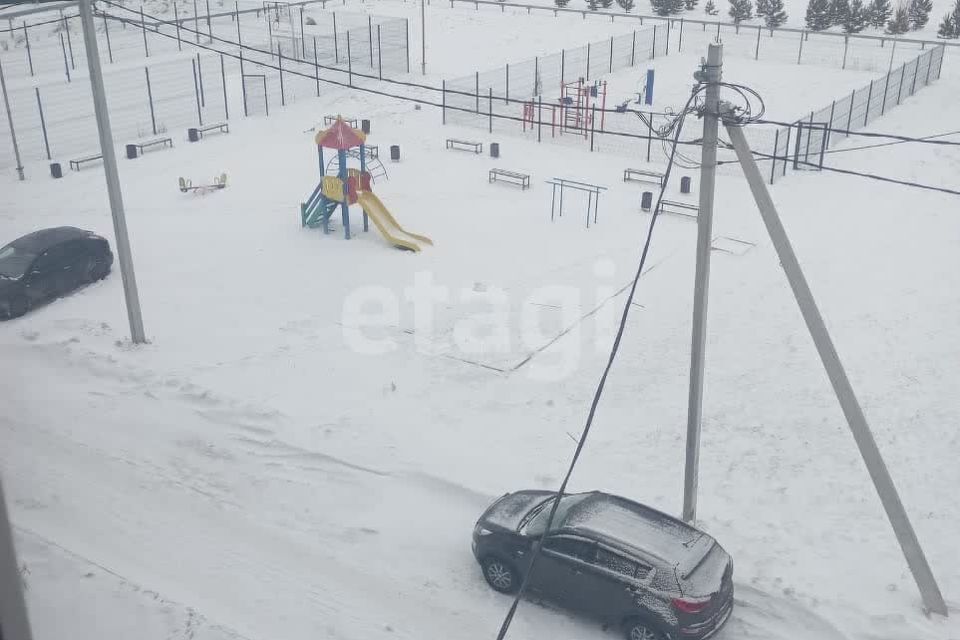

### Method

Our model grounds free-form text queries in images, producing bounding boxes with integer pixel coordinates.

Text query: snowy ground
[1,3,959,640]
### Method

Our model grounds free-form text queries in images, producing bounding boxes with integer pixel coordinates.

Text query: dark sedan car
[0,227,113,319]
[472,491,733,640]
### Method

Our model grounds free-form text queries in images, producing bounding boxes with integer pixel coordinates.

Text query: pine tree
[651,0,684,14]
[805,0,833,29]
[728,0,753,22]
[886,3,910,32]
[765,0,788,25]
[829,0,850,25]
[705,0,719,12]
[936,11,956,35]
[866,0,893,25]
[907,0,932,29]
[616,0,636,10]
[684,0,700,10]
[756,0,771,16]
[843,0,868,30]
[555,0,571,7]
[599,0,614,8]
[587,0,600,10]
[954,0,960,30]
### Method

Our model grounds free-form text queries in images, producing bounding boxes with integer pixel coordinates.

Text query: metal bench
[489,168,530,190]
[623,167,665,187]
[446,138,482,154]
[658,199,699,219]
[69,153,103,171]
[197,121,229,137]
[131,136,173,157]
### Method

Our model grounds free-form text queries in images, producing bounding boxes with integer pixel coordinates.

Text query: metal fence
[768,43,944,183]
[438,42,945,186]
[0,6,410,172]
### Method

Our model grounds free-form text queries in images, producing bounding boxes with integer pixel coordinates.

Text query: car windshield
[519,493,591,536]
[0,245,36,279]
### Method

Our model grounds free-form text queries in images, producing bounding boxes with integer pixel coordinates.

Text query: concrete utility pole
[420,0,426,75]
[0,476,33,640]
[682,42,722,524]
[79,0,147,344]
[724,114,948,618]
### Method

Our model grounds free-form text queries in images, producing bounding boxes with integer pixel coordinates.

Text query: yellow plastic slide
[356,192,433,252]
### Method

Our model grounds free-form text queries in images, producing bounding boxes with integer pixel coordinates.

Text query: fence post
[60,33,71,82]
[192,58,203,125]
[895,64,905,104]
[279,45,286,106]
[631,30,636,66]
[755,25,761,60]
[505,63,509,105]
[263,76,268,117]
[803,111,814,164]
[538,95,542,143]
[935,44,944,79]
[797,30,804,64]
[475,71,480,112]
[488,87,493,133]
[197,53,206,107]
[679,18,684,53]
[63,13,75,70]
[145,67,157,135]
[909,56,919,96]
[826,100,835,149]
[0,46,24,179]
[140,5,149,57]
[205,0,213,41]
[220,54,229,120]
[842,35,849,70]
[888,37,896,72]
[23,24,34,77]
[652,25,657,59]
[405,17,411,73]
[586,42,591,80]
[792,121,803,169]
[646,110,652,161]
[609,36,613,74]
[102,14,114,63]
[377,25,383,80]
[193,0,200,44]
[590,104,596,152]
[237,2,248,116]
[346,30,353,86]
[561,48,565,84]
[845,89,854,135]
[716,20,720,39]
[780,126,789,177]
[880,69,890,115]
[769,129,778,185]
[863,79,873,124]
[35,88,51,160]
[665,19,670,52]
[333,12,339,64]
[923,49,933,85]
[442,79,446,124]
[368,15,374,67]
[300,7,306,58]
[314,37,320,95]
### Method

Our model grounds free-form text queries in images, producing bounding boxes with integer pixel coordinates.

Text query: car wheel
[624,619,665,640]
[5,295,28,319]
[482,557,519,594]
[85,257,109,282]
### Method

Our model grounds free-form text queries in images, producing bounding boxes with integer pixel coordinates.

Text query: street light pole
[78,0,147,344]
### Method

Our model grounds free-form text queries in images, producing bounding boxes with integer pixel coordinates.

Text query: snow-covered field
[1,2,959,639]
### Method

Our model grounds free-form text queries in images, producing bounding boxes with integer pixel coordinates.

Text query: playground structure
[522,78,607,138]
[300,118,432,252]
[178,173,228,194]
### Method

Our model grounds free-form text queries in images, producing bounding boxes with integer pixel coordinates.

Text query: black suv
[472,491,733,640]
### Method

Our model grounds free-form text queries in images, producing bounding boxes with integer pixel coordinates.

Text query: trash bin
[361,119,371,134]
[390,145,400,162]
[126,144,139,160]
[188,127,200,143]
[50,162,63,179]
[490,143,499,159]
[641,191,653,212]
[680,176,692,194]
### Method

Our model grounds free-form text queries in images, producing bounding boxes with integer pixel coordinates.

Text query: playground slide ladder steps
[301,181,340,229]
